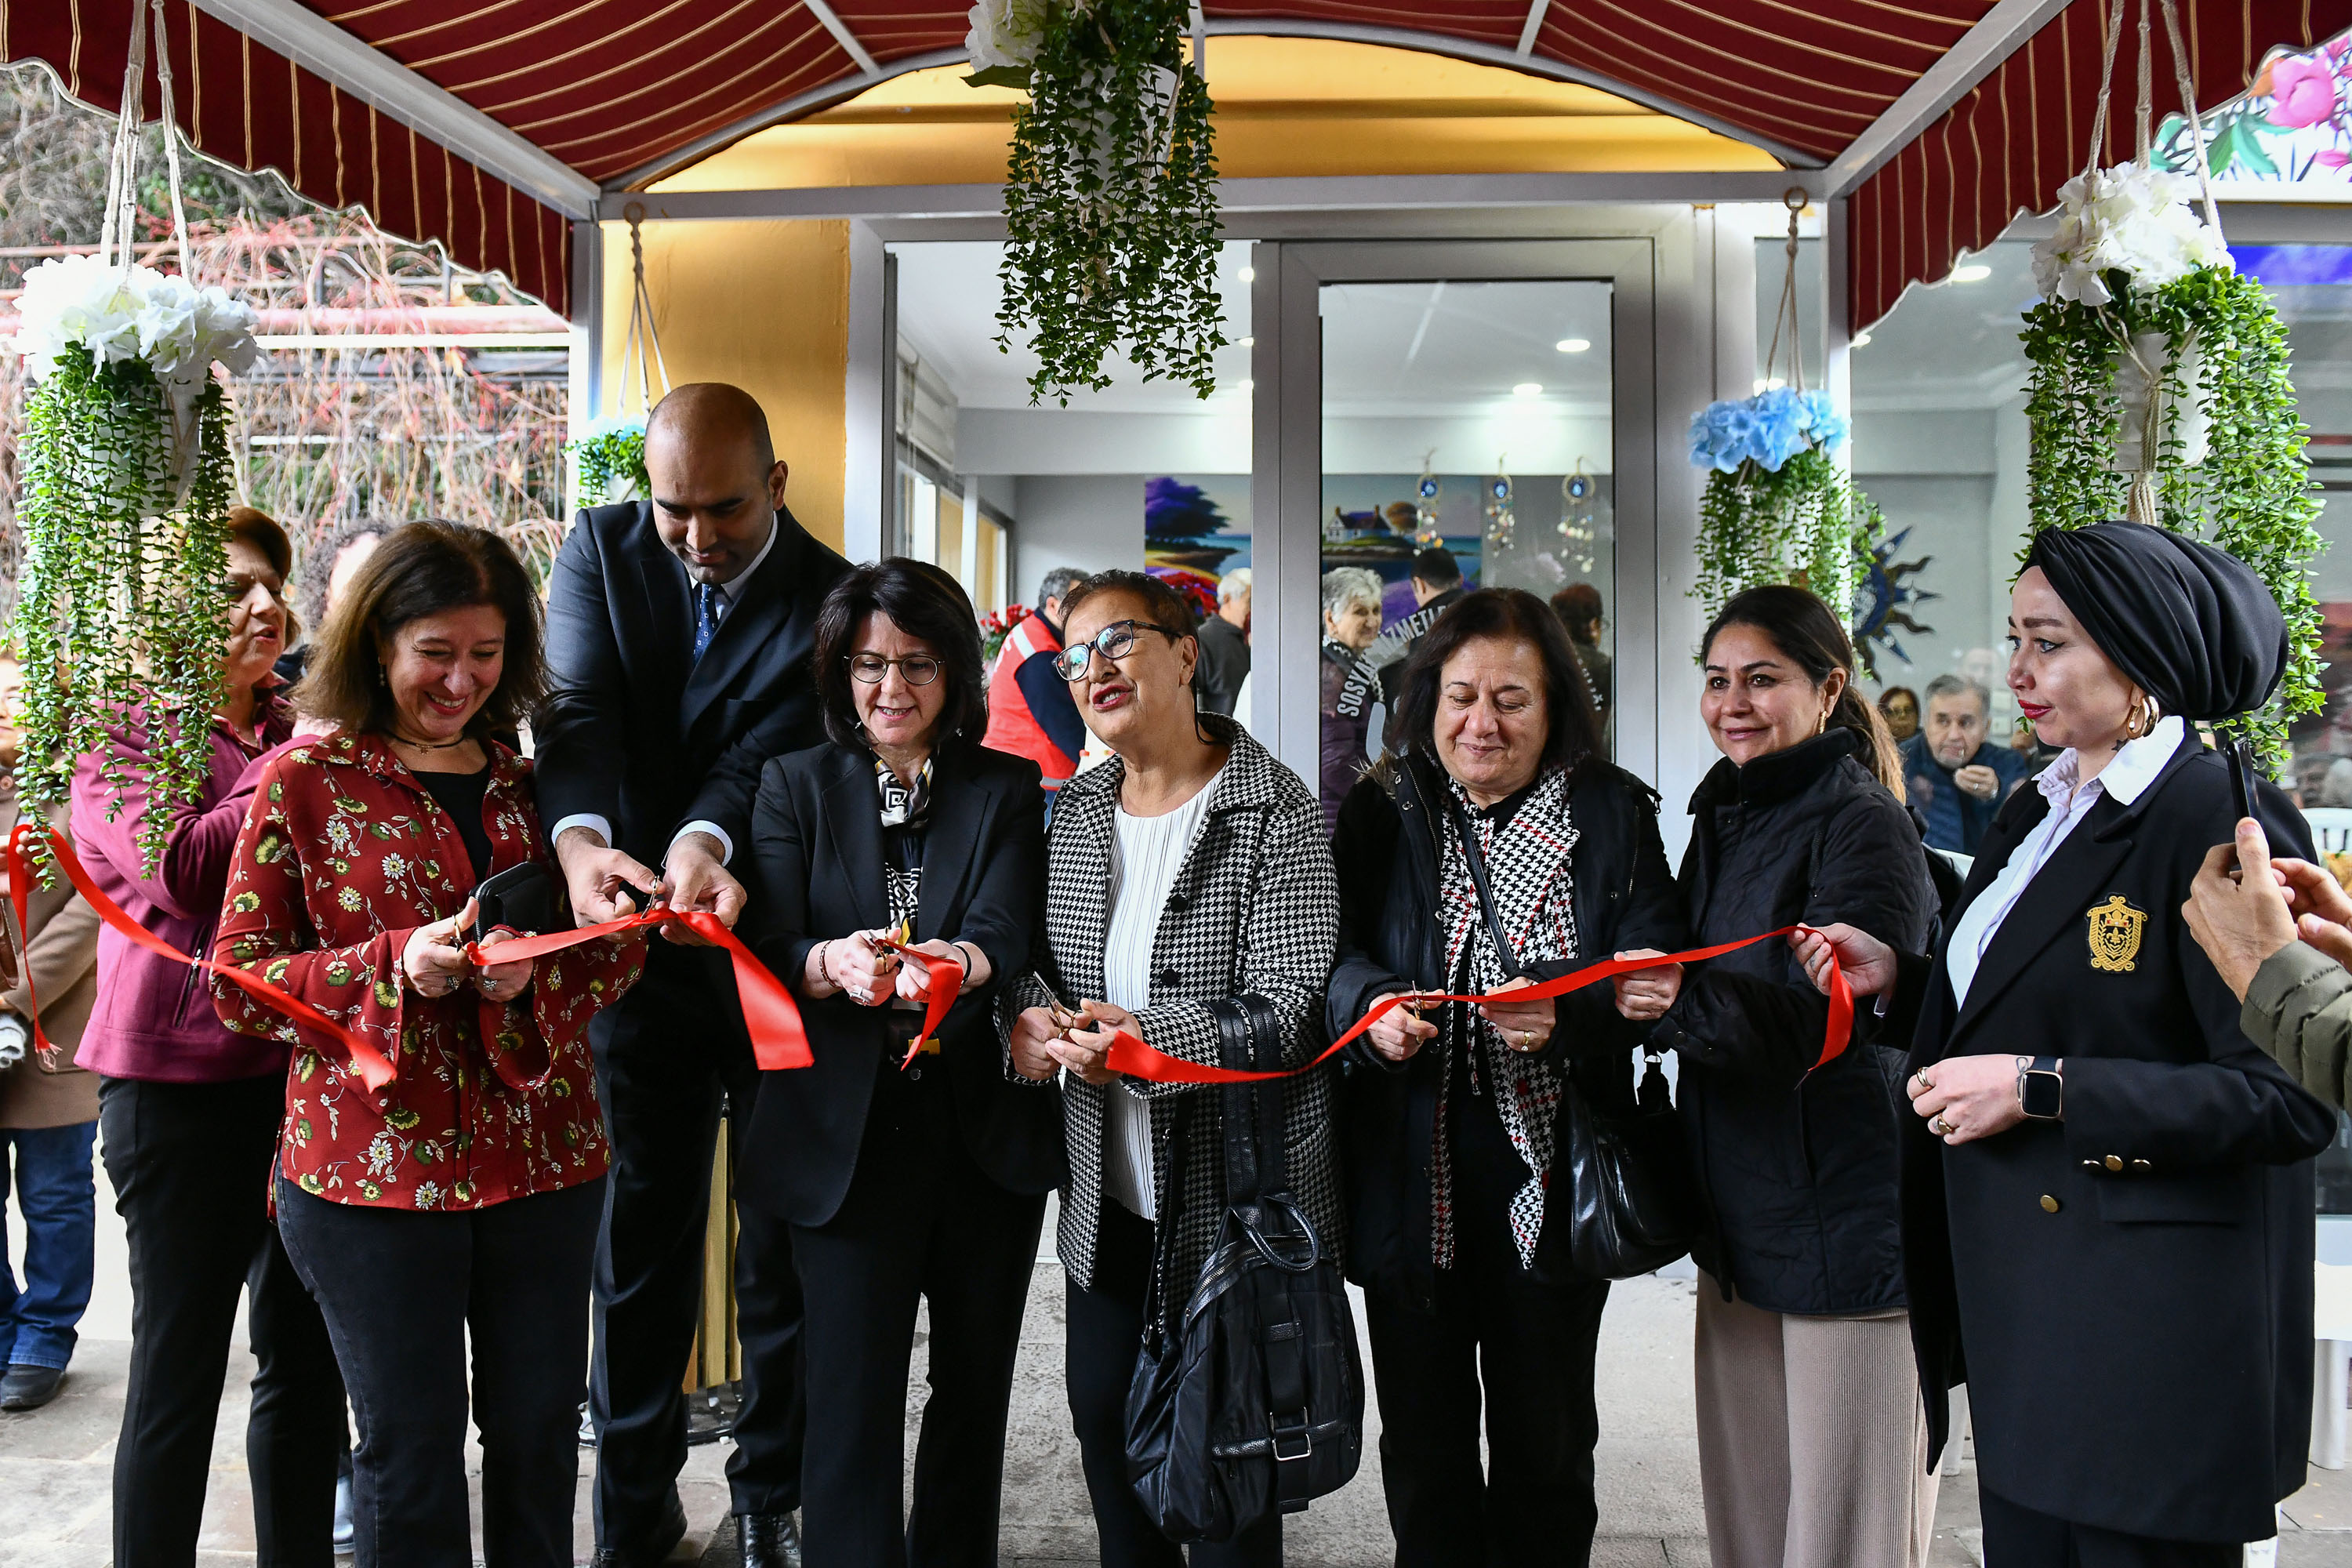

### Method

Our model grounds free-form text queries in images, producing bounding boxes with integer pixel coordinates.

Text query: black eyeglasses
[1053,620,1188,682]
[846,652,942,686]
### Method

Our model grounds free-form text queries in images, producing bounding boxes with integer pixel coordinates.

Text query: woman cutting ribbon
[1650,584,1940,1568]
[1794,521,2336,1567]
[1004,568,1340,1568]
[738,558,1060,1567]
[1326,587,1686,1566]
[212,521,644,1568]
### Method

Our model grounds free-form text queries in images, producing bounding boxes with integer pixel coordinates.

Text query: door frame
[1249,238,1664,793]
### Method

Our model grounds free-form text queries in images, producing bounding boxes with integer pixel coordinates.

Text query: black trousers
[99,1073,346,1568]
[1066,1200,1284,1568]
[784,1059,1048,1568]
[1979,1487,2243,1568]
[1363,1071,1610,1568]
[590,981,804,1552]
[276,1178,603,1568]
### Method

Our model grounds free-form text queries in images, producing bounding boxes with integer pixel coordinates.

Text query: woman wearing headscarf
[1795,520,2337,1566]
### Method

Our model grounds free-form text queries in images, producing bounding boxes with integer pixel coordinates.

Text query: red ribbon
[1091,926,1853,1085]
[3,824,813,1090]
[869,935,962,1068]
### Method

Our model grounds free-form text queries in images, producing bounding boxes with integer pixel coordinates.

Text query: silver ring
[1915,1068,1934,1091]
[483,977,499,994]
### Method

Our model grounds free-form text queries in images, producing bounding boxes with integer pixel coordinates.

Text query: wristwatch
[2016,1054,2063,1120]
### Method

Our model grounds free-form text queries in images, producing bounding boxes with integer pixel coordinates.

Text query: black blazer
[1891,731,2333,1542]
[737,742,1065,1226]
[1326,753,1687,1309]
[536,502,851,1039]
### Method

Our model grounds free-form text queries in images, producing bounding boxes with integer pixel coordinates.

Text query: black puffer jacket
[1327,752,1688,1311]
[1651,728,1936,1316]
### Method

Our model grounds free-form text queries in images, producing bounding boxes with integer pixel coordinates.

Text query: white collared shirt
[549,512,782,865]
[1944,714,2182,1007]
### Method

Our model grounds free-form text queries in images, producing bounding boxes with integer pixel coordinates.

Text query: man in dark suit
[539,383,850,1568]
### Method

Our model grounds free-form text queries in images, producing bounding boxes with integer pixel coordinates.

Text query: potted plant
[1689,387,1884,624]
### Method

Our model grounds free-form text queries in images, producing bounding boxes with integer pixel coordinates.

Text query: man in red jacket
[982,566,1091,804]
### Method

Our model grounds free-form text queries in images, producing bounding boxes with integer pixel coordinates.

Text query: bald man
[539,383,848,1568]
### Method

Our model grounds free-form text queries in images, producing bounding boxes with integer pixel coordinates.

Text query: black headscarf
[2022,521,2287,720]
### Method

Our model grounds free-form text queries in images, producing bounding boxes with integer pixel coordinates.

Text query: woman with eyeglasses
[1004,569,1341,1567]
[738,558,1063,1568]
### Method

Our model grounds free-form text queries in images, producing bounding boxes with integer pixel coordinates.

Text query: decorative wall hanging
[1414,453,1443,545]
[1483,462,1515,553]
[10,0,259,869]
[967,0,1225,402]
[1559,459,1600,574]
[2020,0,2323,768]
[567,203,666,508]
[1689,191,1884,623]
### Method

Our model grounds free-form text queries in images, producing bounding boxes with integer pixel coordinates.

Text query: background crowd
[0,379,2343,1568]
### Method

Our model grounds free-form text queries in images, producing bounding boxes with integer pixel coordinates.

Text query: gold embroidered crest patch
[2087,895,2146,973]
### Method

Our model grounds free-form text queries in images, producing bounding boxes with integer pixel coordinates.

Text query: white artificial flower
[11,253,258,385]
[966,0,1051,70]
[2031,161,2233,304]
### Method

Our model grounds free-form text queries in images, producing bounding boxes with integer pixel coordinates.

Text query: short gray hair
[1923,672,1991,716]
[1321,566,1383,621]
[1217,567,1251,604]
[1036,566,1087,615]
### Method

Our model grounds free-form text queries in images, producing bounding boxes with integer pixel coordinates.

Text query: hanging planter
[10,0,260,871]
[2020,0,2325,769]
[568,204,667,510]
[568,416,649,507]
[1690,193,1885,625]
[968,0,1225,402]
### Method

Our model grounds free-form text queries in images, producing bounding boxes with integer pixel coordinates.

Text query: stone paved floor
[9,1168,2352,1565]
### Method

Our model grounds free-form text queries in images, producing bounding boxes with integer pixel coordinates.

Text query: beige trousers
[1693,1273,1939,1568]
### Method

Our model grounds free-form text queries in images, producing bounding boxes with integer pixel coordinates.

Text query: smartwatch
[2016,1054,2063,1120]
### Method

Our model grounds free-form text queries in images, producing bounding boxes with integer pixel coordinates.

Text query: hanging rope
[1759,187,1808,395]
[2082,0,2127,179]
[97,0,193,283]
[617,203,672,418]
[2158,0,2224,236]
[2135,0,2156,162]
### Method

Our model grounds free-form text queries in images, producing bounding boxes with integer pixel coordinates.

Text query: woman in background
[1319,566,1386,833]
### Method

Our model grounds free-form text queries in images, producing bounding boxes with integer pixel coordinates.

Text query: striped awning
[5,1,2347,322]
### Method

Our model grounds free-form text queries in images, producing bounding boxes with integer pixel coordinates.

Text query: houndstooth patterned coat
[1006,720,1342,1303]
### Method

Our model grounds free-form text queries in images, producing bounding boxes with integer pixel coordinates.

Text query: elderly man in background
[1192,566,1251,716]
[981,564,1092,804]
[540,382,850,1568]
[1900,673,2028,855]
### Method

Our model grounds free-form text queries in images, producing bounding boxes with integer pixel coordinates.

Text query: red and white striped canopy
[7,0,2347,324]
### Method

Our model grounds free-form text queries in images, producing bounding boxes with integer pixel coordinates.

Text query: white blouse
[1944,715,2182,1006]
[1100,768,1226,1221]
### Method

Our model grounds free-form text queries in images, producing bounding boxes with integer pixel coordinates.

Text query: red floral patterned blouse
[212,729,644,1211]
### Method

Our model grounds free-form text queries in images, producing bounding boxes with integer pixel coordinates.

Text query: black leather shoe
[591,1490,688,1568]
[736,1512,801,1568]
[0,1364,63,1410]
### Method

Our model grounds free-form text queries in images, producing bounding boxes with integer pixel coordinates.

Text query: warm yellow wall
[651,35,1780,192]
[594,218,849,552]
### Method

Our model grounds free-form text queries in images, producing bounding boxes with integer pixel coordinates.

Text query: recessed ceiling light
[1236,266,1255,282]
[1951,264,1991,283]
[1555,337,1591,354]
[1852,330,1874,347]
[1238,336,1254,347]
[1512,382,1543,397]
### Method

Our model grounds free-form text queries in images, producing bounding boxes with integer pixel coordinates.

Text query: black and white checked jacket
[1006,720,1343,1299]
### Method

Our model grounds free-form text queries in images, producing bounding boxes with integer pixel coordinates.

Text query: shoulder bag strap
[1446,797,1526,979]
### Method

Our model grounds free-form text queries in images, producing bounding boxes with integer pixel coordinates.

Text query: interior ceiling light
[1512,382,1543,397]
[1236,266,1255,282]
[1951,264,1992,283]
[1555,337,1591,353]
[1852,331,1874,347]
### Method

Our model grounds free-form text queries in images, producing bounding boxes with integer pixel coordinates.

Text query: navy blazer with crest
[736,740,1065,1226]
[1889,728,2334,1544]
[537,500,852,1038]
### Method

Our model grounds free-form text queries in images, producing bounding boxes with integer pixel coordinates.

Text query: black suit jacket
[1890,731,2333,1542]
[536,501,852,1040]
[737,742,1065,1226]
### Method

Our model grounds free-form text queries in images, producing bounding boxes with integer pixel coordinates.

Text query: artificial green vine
[568,423,648,508]
[996,0,1224,402]
[1692,448,1884,625]
[15,343,232,868]
[2020,264,2325,769]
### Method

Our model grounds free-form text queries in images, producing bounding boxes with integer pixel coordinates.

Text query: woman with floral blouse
[212,520,645,1568]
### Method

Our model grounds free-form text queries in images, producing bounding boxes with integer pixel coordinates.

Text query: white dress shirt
[1944,714,2182,1007]
[1100,767,1225,1221]
[550,514,782,865]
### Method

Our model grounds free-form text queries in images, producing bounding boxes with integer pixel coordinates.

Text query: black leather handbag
[1123,995,1364,1544]
[1451,800,1697,1281]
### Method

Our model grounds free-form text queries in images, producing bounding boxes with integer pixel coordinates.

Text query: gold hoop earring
[2126,693,2150,740]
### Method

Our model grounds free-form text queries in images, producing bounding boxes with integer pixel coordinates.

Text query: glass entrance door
[1250,241,1658,819]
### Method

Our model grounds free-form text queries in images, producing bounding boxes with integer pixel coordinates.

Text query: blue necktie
[691,583,720,662]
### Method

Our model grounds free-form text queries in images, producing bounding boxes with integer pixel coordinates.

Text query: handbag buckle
[1271,1413,1312,1463]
